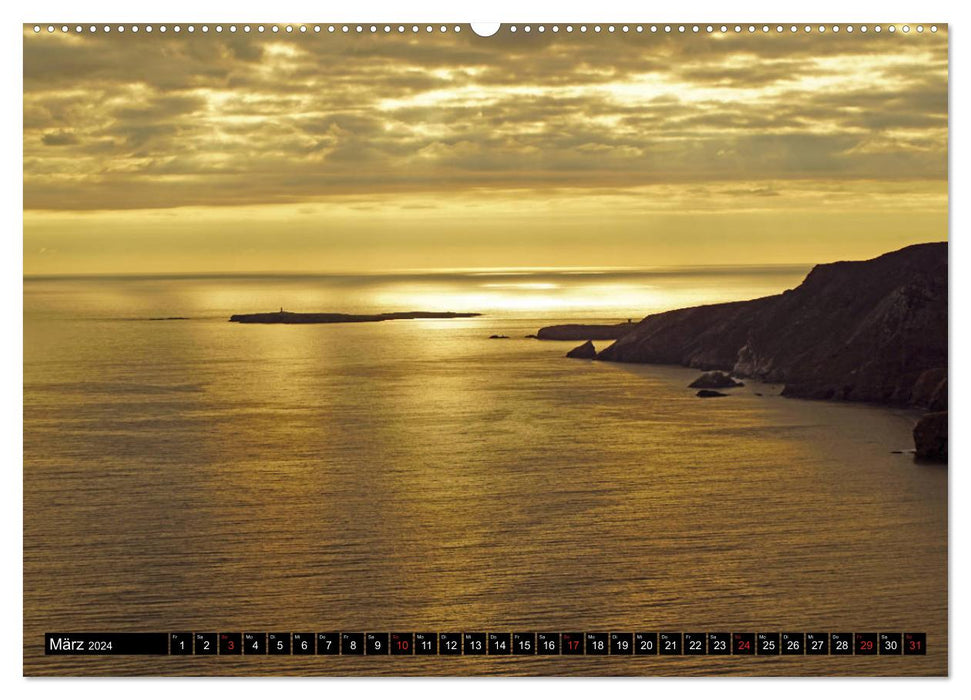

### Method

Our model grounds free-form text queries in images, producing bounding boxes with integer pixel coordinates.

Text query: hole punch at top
[471,23,500,37]
[24,20,946,37]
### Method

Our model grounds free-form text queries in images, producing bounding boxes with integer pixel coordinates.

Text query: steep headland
[596,243,947,460]
[597,242,947,410]
[230,311,481,324]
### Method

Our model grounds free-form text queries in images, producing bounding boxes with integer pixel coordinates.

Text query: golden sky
[23,26,948,274]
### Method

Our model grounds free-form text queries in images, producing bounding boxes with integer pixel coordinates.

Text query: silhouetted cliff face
[599,243,947,408]
[595,297,777,370]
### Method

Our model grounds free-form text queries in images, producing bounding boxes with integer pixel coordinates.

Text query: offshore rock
[688,371,744,389]
[913,412,948,462]
[566,340,598,359]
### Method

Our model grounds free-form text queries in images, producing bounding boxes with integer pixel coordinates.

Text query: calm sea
[23,268,947,676]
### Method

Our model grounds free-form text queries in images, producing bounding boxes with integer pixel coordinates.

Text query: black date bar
[46,633,169,655]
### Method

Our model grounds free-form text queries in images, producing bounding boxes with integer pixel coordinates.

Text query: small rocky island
[230,310,481,324]
[688,371,744,389]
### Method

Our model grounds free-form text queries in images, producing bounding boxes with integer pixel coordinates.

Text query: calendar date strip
[46,632,926,656]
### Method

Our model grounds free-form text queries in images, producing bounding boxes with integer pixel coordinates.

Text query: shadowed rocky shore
[543,243,948,461]
[597,242,946,405]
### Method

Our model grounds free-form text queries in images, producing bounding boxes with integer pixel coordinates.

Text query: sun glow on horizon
[23,27,947,275]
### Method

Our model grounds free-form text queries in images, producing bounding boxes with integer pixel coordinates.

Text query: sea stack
[913,412,948,462]
[566,340,597,359]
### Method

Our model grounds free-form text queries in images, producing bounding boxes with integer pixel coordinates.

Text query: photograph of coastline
[23,24,947,676]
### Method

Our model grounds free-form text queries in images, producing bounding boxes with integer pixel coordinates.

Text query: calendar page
[22,20,947,677]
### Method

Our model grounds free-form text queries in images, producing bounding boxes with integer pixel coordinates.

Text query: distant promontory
[535,322,637,341]
[230,310,481,324]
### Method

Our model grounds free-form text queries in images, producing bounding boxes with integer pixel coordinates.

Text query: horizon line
[22,263,816,281]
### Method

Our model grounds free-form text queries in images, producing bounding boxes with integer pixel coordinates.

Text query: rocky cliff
[598,242,947,408]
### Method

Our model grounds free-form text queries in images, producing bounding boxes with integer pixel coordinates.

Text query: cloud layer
[23,27,948,212]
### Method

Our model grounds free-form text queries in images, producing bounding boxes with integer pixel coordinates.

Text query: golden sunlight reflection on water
[23,271,946,676]
[367,269,802,316]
